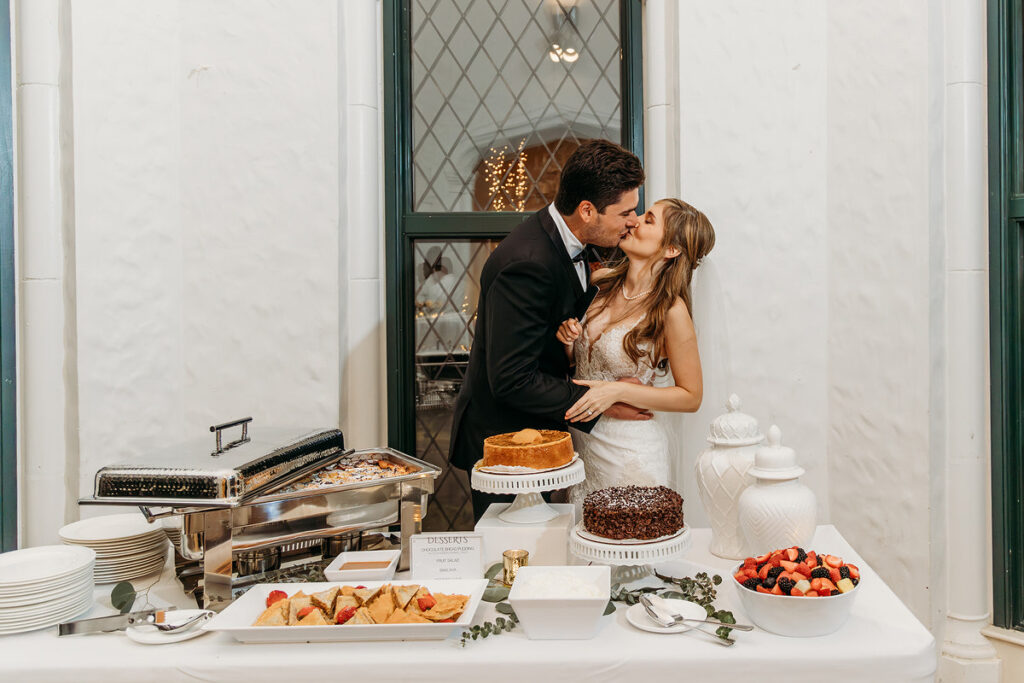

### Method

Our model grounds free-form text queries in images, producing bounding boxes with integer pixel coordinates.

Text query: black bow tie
[571,248,588,264]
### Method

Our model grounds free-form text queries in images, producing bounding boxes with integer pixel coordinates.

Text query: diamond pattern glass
[414,239,500,531]
[411,0,623,212]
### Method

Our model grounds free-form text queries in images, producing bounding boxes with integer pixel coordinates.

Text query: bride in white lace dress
[555,199,716,507]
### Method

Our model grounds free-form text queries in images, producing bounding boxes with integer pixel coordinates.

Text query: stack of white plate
[59,514,168,584]
[0,545,95,634]
[161,516,182,554]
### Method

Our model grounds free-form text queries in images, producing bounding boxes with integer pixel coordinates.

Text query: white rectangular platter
[203,579,489,643]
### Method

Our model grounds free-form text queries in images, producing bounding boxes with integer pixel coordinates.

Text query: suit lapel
[538,207,585,299]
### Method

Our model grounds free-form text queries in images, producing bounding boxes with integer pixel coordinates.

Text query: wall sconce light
[548,1,580,63]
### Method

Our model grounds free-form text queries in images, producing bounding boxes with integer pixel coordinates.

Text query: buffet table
[0,526,936,682]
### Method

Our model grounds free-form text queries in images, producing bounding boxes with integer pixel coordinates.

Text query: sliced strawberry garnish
[806,551,817,566]
[824,555,843,568]
[296,606,317,619]
[784,548,799,562]
[734,572,748,584]
[417,595,438,612]
[758,564,772,579]
[770,583,783,595]
[266,590,288,607]
[828,567,841,583]
[755,585,771,594]
[753,553,770,563]
[780,560,799,572]
[335,606,357,624]
[791,566,811,581]
[846,564,860,580]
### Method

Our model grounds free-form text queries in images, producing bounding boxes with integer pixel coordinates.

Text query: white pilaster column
[939,0,1000,679]
[14,0,78,547]
[339,0,385,448]
[642,0,679,202]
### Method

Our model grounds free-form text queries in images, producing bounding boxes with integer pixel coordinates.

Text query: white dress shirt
[548,203,587,290]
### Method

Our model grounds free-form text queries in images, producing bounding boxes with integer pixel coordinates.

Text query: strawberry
[758,564,772,580]
[296,606,317,619]
[335,606,357,624]
[417,595,438,612]
[810,578,823,592]
[734,572,748,584]
[780,560,799,572]
[828,567,841,583]
[753,553,770,564]
[756,585,771,594]
[806,551,817,566]
[846,564,860,580]
[805,590,819,597]
[784,548,799,562]
[770,583,783,595]
[791,566,811,581]
[266,590,288,607]
[790,587,804,597]
[769,556,782,568]
[824,555,843,568]
[818,578,837,593]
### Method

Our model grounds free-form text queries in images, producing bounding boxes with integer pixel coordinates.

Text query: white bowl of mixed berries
[732,546,861,637]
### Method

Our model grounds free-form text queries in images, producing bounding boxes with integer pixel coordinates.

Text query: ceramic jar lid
[707,394,763,446]
[748,425,804,480]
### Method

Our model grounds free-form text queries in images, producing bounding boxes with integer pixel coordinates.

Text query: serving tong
[638,594,754,646]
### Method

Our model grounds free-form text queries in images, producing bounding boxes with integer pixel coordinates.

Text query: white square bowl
[323,549,400,582]
[507,565,610,640]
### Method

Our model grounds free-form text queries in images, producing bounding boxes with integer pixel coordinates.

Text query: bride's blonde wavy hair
[590,198,716,366]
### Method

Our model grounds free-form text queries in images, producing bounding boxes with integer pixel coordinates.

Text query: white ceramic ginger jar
[694,394,763,559]
[737,425,816,555]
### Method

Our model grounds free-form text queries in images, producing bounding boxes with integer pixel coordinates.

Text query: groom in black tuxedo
[450,140,652,521]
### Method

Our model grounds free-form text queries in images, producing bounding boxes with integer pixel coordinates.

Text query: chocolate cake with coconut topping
[582,485,684,540]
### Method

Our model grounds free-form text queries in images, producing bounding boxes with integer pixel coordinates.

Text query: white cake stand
[569,522,692,568]
[470,459,585,524]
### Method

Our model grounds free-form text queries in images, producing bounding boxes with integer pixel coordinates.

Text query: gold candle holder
[502,549,529,586]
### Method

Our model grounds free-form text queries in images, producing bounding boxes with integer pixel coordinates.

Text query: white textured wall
[674,0,830,527]
[672,0,933,624]
[71,0,341,505]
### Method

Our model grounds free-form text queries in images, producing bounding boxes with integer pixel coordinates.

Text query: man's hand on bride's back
[556,318,583,346]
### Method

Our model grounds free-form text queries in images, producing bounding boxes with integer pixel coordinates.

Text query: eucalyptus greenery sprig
[459,563,520,646]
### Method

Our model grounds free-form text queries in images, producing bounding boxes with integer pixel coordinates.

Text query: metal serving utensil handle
[210,417,253,456]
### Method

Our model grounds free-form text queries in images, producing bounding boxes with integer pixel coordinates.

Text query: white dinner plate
[575,522,687,546]
[0,595,93,634]
[204,579,489,643]
[0,574,93,607]
[94,549,167,567]
[125,610,214,645]
[625,599,708,634]
[0,545,96,587]
[59,514,160,543]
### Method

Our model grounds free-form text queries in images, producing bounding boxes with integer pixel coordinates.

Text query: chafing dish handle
[209,417,253,456]
[137,505,177,523]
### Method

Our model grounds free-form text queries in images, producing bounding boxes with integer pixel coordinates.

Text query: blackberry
[795,548,807,563]
[831,589,841,596]
[810,566,831,579]
[777,577,795,594]
[816,555,825,566]
[851,577,859,586]
[762,576,776,590]
[838,566,851,580]
[766,566,785,580]
[742,577,760,591]
[756,561,768,572]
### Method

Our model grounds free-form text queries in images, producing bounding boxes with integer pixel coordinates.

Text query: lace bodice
[574,315,657,385]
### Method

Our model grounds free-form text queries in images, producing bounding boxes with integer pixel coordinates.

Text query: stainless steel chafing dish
[79,417,440,611]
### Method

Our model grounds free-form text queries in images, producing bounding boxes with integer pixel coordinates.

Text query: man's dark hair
[554,139,645,215]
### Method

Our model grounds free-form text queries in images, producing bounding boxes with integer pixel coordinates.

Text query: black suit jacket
[449,208,599,472]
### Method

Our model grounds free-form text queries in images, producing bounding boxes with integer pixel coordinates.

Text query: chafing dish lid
[90,424,346,505]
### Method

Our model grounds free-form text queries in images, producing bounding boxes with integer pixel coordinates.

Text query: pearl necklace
[622,285,652,301]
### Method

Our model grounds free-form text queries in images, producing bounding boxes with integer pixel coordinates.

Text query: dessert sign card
[409,532,484,580]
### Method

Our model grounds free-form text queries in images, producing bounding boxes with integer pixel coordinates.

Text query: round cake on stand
[569,485,691,582]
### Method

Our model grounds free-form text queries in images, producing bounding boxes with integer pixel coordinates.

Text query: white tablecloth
[1,526,936,682]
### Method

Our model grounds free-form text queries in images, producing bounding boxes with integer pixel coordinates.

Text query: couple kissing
[449,139,716,521]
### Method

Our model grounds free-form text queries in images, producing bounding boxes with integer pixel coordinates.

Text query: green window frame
[989,0,1024,632]
[0,0,15,553]
[382,0,645,455]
